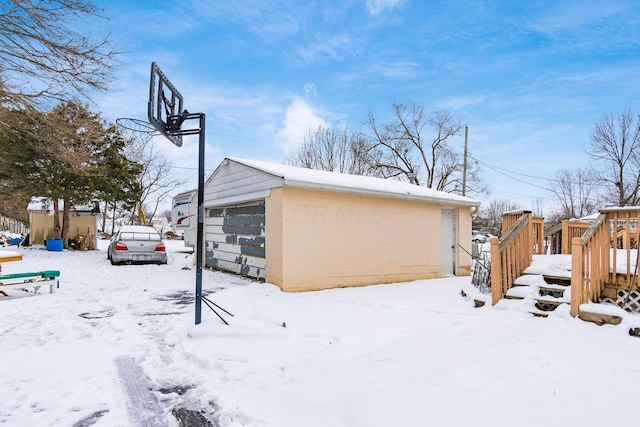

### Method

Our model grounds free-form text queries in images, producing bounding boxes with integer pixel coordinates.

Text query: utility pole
[462,125,468,196]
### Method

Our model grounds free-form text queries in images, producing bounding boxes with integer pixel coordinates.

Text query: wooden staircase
[504,274,571,317]
[476,208,639,328]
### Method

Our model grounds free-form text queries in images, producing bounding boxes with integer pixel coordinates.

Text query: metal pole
[462,125,468,196]
[195,113,206,324]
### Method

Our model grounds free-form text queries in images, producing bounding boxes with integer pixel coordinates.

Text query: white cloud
[293,34,355,64]
[276,97,328,153]
[366,0,405,16]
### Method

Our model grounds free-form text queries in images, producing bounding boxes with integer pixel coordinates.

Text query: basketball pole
[160,110,207,325]
[171,111,206,325]
[195,113,205,325]
[169,111,232,325]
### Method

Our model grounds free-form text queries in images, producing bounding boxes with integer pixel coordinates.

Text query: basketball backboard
[148,62,184,147]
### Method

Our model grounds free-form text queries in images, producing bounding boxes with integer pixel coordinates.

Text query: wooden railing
[500,211,544,254]
[570,208,640,317]
[491,210,536,305]
[532,217,544,255]
[561,221,592,254]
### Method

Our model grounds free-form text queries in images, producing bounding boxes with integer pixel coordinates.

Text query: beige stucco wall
[29,211,98,248]
[266,186,473,292]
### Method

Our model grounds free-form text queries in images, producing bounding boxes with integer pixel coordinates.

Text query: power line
[469,153,610,189]
[468,154,554,183]
[475,158,554,192]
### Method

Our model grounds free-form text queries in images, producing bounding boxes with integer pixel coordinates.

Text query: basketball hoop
[144,61,216,326]
[116,117,159,144]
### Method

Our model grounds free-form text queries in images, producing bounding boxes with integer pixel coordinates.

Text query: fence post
[570,237,583,317]
[490,236,501,305]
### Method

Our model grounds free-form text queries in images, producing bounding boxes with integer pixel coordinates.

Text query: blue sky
[93,0,640,214]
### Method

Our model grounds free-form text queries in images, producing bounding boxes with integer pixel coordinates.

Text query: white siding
[203,160,283,207]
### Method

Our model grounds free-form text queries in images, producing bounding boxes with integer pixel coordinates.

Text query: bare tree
[288,126,382,176]
[364,102,486,195]
[530,198,547,219]
[550,168,598,219]
[124,137,185,225]
[162,209,172,223]
[473,199,521,236]
[0,0,117,109]
[586,110,640,206]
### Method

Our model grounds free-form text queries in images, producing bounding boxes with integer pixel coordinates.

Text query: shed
[203,158,481,292]
[27,197,99,249]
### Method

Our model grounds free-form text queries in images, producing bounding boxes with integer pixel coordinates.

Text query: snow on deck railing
[570,208,640,316]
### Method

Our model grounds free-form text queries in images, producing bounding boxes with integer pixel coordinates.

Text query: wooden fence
[570,208,639,317]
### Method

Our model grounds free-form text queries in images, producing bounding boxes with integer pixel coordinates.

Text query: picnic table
[0,250,59,296]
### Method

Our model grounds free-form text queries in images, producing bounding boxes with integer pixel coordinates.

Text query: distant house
[27,197,99,249]
[199,158,481,292]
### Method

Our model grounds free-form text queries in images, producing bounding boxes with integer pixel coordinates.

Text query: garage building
[203,158,480,292]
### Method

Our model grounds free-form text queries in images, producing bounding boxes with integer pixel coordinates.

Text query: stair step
[529,309,550,318]
[505,285,535,299]
[535,298,566,312]
[539,283,568,291]
[539,285,566,298]
[543,275,571,287]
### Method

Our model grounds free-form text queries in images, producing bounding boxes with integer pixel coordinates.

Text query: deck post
[570,237,583,317]
[490,236,501,305]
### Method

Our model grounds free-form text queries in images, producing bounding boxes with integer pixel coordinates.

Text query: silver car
[107,225,167,265]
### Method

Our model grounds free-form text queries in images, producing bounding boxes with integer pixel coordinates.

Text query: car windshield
[120,231,161,240]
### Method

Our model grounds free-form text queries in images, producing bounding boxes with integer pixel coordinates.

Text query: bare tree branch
[0,0,118,109]
[364,102,486,195]
[288,125,382,176]
[586,110,640,206]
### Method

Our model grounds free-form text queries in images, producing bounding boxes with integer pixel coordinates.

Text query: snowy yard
[0,240,639,427]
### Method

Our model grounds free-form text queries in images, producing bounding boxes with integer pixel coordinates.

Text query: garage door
[204,202,265,280]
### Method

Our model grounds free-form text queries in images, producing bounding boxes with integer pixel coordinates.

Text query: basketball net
[115,117,159,145]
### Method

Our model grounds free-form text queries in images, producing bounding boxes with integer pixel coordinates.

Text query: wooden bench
[0,270,60,295]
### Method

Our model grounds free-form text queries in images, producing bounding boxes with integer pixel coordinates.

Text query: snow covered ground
[1,240,639,427]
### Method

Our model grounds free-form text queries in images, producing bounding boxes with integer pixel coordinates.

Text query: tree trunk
[53,198,61,239]
[62,199,71,249]
[101,201,107,232]
[111,202,116,234]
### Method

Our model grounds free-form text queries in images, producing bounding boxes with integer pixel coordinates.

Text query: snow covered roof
[172,188,197,200]
[27,197,100,213]
[228,158,480,207]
